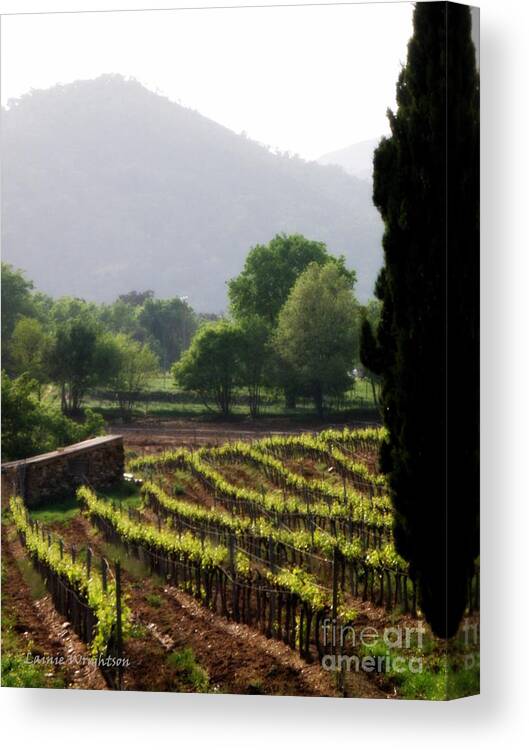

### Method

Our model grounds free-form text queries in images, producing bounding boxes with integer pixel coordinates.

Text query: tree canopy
[105,333,159,418]
[138,297,197,369]
[1,372,104,461]
[1,263,36,367]
[45,319,108,414]
[172,321,243,417]
[274,263,359,416]
[228,233,355,326]
[8,317,50,397]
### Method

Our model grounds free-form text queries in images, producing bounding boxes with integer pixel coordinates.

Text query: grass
[1,647,64,689]
[166,647,209,693]
[80,374,380,422]
[129,622,148,639]
[13,555,47,599]
[359,636,479,701]
[27,480,142,526]
[102,480,143,510]
[144,593,163,608]
[246,678,265,695]
[89,400,379,422]
[29,495,80,525]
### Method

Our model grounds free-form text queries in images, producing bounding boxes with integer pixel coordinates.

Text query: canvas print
[1,1,480,700]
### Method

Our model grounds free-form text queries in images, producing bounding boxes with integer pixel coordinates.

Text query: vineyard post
[115,560,123,690]
[268,536,276,638]
[228,533,235,574]
[268,536,276,573]
[86,547,92,579]
[228,533,237,620]
[332,546,339,624]
[332,545,345,691]
[101,558,107,591]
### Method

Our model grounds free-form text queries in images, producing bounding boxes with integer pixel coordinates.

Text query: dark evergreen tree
[363,2,479,638]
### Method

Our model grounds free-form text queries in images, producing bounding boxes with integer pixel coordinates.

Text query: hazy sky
[1,2,414,159]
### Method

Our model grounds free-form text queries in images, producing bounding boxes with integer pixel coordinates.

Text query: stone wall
[1,435,124,507]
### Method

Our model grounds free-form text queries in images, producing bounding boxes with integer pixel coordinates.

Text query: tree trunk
[313,384,324,418]
[284,385,297,410]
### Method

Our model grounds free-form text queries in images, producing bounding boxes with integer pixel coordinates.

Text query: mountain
[1,75,383,310]
[318,137,383,182]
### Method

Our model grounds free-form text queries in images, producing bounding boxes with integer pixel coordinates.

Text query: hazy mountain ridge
[2,75,383,310]
[317,137,383,182]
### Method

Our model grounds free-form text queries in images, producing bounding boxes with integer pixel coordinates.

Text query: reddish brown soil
[117,416,379,454]
[53,515,373,697]
[2,414,396,698]
[2,529,107,690]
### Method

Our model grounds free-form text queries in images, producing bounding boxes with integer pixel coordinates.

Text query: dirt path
[115,416,380,453]
[2,530,107,690]
[159,583,385,698]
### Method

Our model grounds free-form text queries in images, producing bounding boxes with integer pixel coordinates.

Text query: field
[84,375,380,421]
[2,426,479,698]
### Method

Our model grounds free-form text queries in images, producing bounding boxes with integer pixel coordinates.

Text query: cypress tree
[363,2,479,638]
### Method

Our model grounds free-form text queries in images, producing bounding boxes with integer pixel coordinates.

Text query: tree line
[1,264,199,459]
[174,233,380,418]
[2,233,380,460]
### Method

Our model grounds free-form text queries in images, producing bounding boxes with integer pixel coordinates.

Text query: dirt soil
[114,416,380,454]
[2,414,392,697]
[2,530,108,690]
[55,515,385,697]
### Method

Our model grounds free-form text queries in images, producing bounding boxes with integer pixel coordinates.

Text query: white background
[1,1,528,748]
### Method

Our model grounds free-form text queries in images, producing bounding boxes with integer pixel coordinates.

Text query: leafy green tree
[274,263,359,416]
[139,297,197,370]
[228,233,355,326]
[237,317,271,418]
[172,322,242,417]
[8,317,50,397]
[105,334,159,419]
[46,319,112,414]
[368,3,479,637]
[117,289,154,307]
[1,372,104,461]
[1,263,36,368]
[229,233,355,408]
[359,297,383,407]
[97,299,143,339]
[31,291,55,322]
[49,296,99,326]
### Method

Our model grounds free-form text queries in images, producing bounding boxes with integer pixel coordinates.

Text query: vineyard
[3,426,479,698]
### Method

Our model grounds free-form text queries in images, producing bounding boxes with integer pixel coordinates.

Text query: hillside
[317,137,382,182]
[1,75,383,310]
